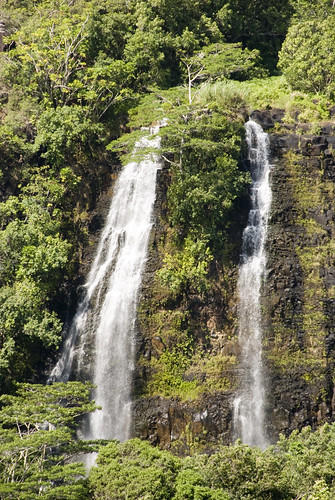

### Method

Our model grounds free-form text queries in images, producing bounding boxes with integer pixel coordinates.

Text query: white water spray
[49,125,162,442]
[233,119,272,449]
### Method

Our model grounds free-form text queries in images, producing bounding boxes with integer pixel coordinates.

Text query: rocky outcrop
[133,392,232,454]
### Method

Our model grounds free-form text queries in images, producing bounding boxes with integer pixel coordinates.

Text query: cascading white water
[233,119,272,449]
[49,125,162,442]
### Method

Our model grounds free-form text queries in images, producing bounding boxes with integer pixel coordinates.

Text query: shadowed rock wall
[253,110,335,442]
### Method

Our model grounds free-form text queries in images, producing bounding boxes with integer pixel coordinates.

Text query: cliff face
[254,110,335,442]
[133,110,335,451]
[133,163,239,454]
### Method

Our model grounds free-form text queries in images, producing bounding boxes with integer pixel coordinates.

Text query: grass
[195,76,333,123]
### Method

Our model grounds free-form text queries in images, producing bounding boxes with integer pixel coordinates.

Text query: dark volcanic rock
[133,392,233,453]
[262,113,335,442]
[270,133,300,154]
[250,108,285,129]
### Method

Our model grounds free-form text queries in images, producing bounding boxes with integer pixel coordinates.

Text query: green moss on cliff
[266,141,335,399]
[287,150,332,365]
[136,101,246,402]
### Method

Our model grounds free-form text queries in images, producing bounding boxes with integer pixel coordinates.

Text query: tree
[180,43,264,104]
[84,0,135,63]
[0,382,98,499]
[89,438,180,500]
[33,105,103,168]
[222,0,293,70]
[277,425,335,499]
[1,8,90,107]
[174,468,229,500]
[123,2,174,88]
[146,0,222,40]
[290,0,335,20]
[166,112,247,246]
[1,3,134,116]
[278,15,335,98]
[0,185,72,388]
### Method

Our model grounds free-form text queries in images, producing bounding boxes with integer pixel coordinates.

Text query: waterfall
[49,125,162,442]
[233,119,272,449]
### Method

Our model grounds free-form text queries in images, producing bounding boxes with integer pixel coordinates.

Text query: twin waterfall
[50,119,272,450]
[233,120,272,449]
[49,126,162,442]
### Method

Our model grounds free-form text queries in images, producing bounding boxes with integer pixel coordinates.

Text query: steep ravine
[133,110,335,451]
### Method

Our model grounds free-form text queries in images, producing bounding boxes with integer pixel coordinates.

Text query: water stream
[233,119,272,449]
[49,125,162,442]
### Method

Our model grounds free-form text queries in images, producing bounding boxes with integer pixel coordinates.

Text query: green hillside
[1,1,335,498]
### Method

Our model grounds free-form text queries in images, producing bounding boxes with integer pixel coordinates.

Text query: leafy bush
[0,382,98,500]
[277,424,335,499]
[89,424,335,499]
[158,236,213,297]
[89,439,180,500]
[278,16,335,98]
[174,468,230,500]
[146,337,202,400]
[34,106,104,168]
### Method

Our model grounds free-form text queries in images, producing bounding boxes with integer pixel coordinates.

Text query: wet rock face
[250,108,285,130]
[133,393,233,454]
[134,111,335,451]
[252,112,335,443]
[133,157,241,451]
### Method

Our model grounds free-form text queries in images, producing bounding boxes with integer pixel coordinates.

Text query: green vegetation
[88,424,335,499]
[278,1,335,100]
[1,0,335,496]
[196,77,331,124]
[0,381,98,499]
[89,438,180,500]
[0,0,290,392]
[279,16,335,98]
[3,391,335,500]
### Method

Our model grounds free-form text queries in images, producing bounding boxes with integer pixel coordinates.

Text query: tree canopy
[279,14,335,98]
[88,424,335,499]
[0,0,285,390]
[0,382,98,499]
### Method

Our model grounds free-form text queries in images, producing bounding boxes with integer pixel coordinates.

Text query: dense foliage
[89,424,335,499]
[0,381,98,499]
[0,0,291,392]
[1,0,335,497]
[2,396,335,500]
[279,11,335,98]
